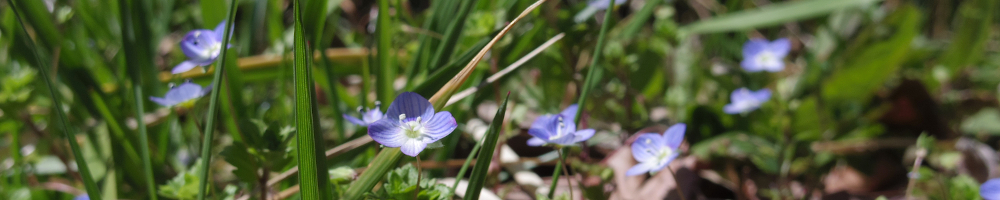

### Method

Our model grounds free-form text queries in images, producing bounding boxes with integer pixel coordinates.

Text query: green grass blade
[680,0,880,35]
[620,0,662,39]
[117,0,158,198]
[195,0,239,199]
[427,0,480,69]
[449,135,486,194]
[574,0,614,125]
[375,0,397,105]
[293,0,331,198]
[464,92,510,200]
[412,38,490,96]
[9,1,101,198]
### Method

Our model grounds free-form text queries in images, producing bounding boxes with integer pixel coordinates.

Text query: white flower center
[755,51,781,67]
[655,148,674,165]
[549,116,569,140]
[399,114,426,139]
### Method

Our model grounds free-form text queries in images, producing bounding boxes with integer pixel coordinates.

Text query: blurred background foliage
[1,0,1000,199]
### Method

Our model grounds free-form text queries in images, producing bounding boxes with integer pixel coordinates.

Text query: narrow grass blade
[427,0,480,69]
[117,0,158,198]
[293,0,331,198]
[412,38,490,97]
[680,0,881,35]
[342,147,403,200]
[620,0,663,39]
[464,92,510,200]
[445,33,565,106]
[9,1,101,198]
[195,0,239,198]
[573,0,614,124]
[375,0,397,105]
[450,134,487,193]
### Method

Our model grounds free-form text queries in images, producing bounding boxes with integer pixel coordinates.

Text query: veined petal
[982,178,1000,200]
[368,119,406,147]
[769,38,791,57]
[343,114,368,126]
[559,104,579,122]
[422,111,457,142]
[631,133,663,162]
[625,162,657,176]
[526,137,547,146]
[400,139,428,157]
[149,97,176,107]
[663,123,686,149]
[572,129,595,143]
[172,61,200,74]
[385,92,435,122]
[362,109,384,124]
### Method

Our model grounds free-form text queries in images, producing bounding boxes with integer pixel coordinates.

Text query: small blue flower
[343,101,385,126]
[172,21,231,74]
[983,178,1000,200]
[368,92,458,157]
[741,38,790,72]
[723,88,771,114]
[627,123,685,176]
[526,104,595,146]
[149,82,210,108]
[73,194,90,200]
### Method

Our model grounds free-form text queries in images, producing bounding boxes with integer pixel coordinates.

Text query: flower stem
[415,156,422,200]
[667,165,688,200]
[547,151,562,199]
[558,149,574,200]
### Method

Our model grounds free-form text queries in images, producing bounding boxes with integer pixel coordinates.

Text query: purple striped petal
[572,129,595,143]
[663,123,686,149]
[626,162,657,176]
[367,119,405,147]
[385,92,434,122]
[343,114,368,126]
[422,111,457,142]
[631,133,664,162]
[400,139,428,157]
[172,61,199,74]
[559,104,579,122]
[528,114,558,139]
[166,83,207,102]
[527,137,546,146]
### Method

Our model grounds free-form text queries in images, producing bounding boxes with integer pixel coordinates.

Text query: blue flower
[368,92,458,157]
[172,21,231,74]
[723,88,771,114]
[526,104,595,146]
[626,123,685,176]
[343,101,385,127]
[741,38,790,72]
[73,194,90,200]
[983,178,1000,200]
[149,82,210,108]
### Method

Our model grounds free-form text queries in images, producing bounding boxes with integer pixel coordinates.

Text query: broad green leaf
[292,0,331,198]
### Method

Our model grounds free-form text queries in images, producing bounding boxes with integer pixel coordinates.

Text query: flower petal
[422,111,457,142]
[648,154,677,174]
[166,82,207,102]
[172,61,199,74]
[362,109,384,124]
[343,114,368,126]
[572,129,595,143]
[982,178,1000,200]
[742,39,769,58]
[527,137,547,146]
[214,21,228,39]
[741,57,764,72]
[730,88,752,103]
[769,38,791,57]
[149,97,176,107]
[631,133,664,162]
[367,119,405,147]
[385,92,435,122]
[663,123,686,149]
[752,89,772,102]
[528,114,558,139]
[400,139,428,157]
[625,162,657,176]
[560,104,579,122]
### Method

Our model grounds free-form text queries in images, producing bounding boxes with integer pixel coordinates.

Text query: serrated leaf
[220,143,261,183]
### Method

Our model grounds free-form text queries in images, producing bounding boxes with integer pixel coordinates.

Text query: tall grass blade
[463,93,510,200]
[293,0,331,198]
[450,134,486,193]
[680,0,880,34]
[573,0,615,124]
[427,0,480,69]
[117,0,158,198]
[375,0,397,105]
[9,1,101,198]
[195,0,239,198]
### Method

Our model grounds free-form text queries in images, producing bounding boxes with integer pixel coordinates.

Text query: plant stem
[574,0,616,124]
[415,156,423,200]
[195,0,239,198]
[558,149,573,200]
[667,165,688,200]
[905,148,927,200]
[547,148,563,199]
[9,0,101,198]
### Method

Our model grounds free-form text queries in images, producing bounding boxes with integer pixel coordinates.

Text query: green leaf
[464,92,510,200]
[384,164,420,199]
[680,0,880,34]
[375,0,397,105]
[961,108,1000,135]
[292,0,331,198]
[427,0,481,70]
[117,0,158,198]
[159,160,204,200]
[937,0,995,76]
[220,143,261,183]
[195,0,240,199]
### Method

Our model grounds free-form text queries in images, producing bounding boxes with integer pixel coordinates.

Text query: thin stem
[558,149,574,200]
[667,165,688,200]
[415,157,423,200]
[196,0,239,198]
[547,148,563,199]
[905,148,927,200]
[9,0,101,198]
